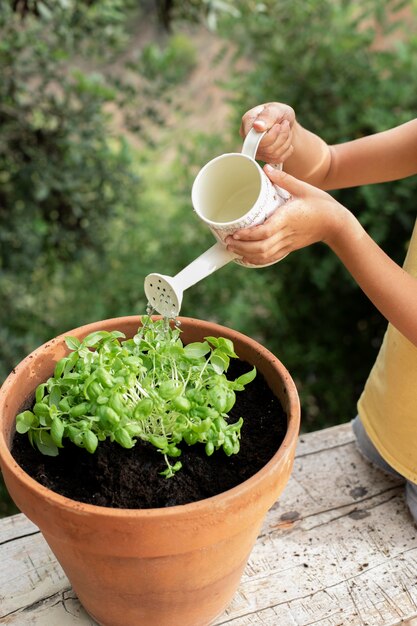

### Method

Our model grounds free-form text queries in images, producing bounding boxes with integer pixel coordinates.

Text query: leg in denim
[352,415,417,524]
[406,482,417,522]
[352,415,402,478]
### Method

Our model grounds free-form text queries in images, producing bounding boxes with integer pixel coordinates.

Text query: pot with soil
[0,315,300,626]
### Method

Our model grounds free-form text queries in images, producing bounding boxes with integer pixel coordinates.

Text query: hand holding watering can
[144,128,290,318]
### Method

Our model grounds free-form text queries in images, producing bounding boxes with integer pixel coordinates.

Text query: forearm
[287,118,417,190]
[283,121,332,186]
[327,211,417,345]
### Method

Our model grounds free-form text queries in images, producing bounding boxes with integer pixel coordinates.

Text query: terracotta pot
[0,316,300,626]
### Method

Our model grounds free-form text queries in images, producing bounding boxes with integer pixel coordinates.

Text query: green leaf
[16,411,35,434]
[235,367,257,387]
[133,398,153,419]
[166,444,182,458]
[84,380,103,401]
[204,336,220,348]
[84,430,99,454]
[125,423,143,437]
[183,341,210,358]
[33,402,50,418]
[159,461,182,478]
[205,441,214,456]
[35,383,47,404]
[183,430,199,445]
[65,336,81,351]
[82,331,112,347]
[50,417,65,447]
[109,392,126,416]
[210,350,229,375]
[172,395,191,412]
[95,367,113,387]
[209,387,228,413]
[69,402,90,418]
[158,380,182,400]
[149,434,169,450]
[223,438,236,457]
[64,351,79,374]
[114,428,134,449]
[58,397,71,412]
[54,358,68,379]
[49,385,62,408]
[67,425,80,444]
[34,431,59,457]
[98,406,120,426]
[224,389,236,413]
[217,337,238,358]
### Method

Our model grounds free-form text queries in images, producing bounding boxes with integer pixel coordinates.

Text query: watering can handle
[241,128,266,159]
[241,127,283,171]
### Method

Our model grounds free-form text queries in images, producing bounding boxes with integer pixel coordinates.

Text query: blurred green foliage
[0,0,141,375]
[1,0,417,515]
[139,33,197,83]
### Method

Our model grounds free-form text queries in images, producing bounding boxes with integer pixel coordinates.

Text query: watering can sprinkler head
[144,243,237,318]
[144,273,183,319]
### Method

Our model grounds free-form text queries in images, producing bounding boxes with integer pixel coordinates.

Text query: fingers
[227,210,283,245]
[245,250,289,266]
[239,104,266,138]
[266,122,293,158]
[263,165,311,196]
[227,233,289,266]
[253,120,293,164]
[241,102,295,136]
[279,143,295,163]
[240,102,296,164]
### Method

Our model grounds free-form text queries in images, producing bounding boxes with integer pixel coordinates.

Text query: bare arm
[329,210,417,345]
[318,119,417,190]
[241,103,417,189]
[226,169,417,346]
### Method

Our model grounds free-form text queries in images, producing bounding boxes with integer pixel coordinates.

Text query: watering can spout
[144,243,237,318]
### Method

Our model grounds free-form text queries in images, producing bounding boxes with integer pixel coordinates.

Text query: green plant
[16,317,256,478]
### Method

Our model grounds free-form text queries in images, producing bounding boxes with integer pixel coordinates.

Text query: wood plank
[1,531,72,619]
[213,426,417,626]
[1,591,95,626]
[1,424,416,626]
[296,421,355,456]
[0,514,38,544]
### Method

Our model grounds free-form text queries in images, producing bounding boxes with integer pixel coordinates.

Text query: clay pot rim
[0,315,300,518]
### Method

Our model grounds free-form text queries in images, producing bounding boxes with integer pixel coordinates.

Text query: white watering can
[144,128,290,318]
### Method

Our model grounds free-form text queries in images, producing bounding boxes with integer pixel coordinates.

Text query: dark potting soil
[11,359,287,509]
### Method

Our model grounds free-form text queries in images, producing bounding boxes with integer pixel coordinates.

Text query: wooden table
[1,423,417,626]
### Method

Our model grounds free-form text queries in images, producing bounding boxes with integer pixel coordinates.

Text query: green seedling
[16,317,257,477]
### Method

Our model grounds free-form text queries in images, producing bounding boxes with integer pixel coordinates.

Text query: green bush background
[1,0,416,515]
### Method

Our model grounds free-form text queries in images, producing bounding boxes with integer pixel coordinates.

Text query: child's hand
[226,165,350,266]
[240,102,296,165]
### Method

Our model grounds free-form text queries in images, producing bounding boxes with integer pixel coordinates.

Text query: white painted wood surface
[1,423,416,626]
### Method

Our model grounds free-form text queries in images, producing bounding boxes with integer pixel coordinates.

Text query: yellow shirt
[358,219,417,483]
